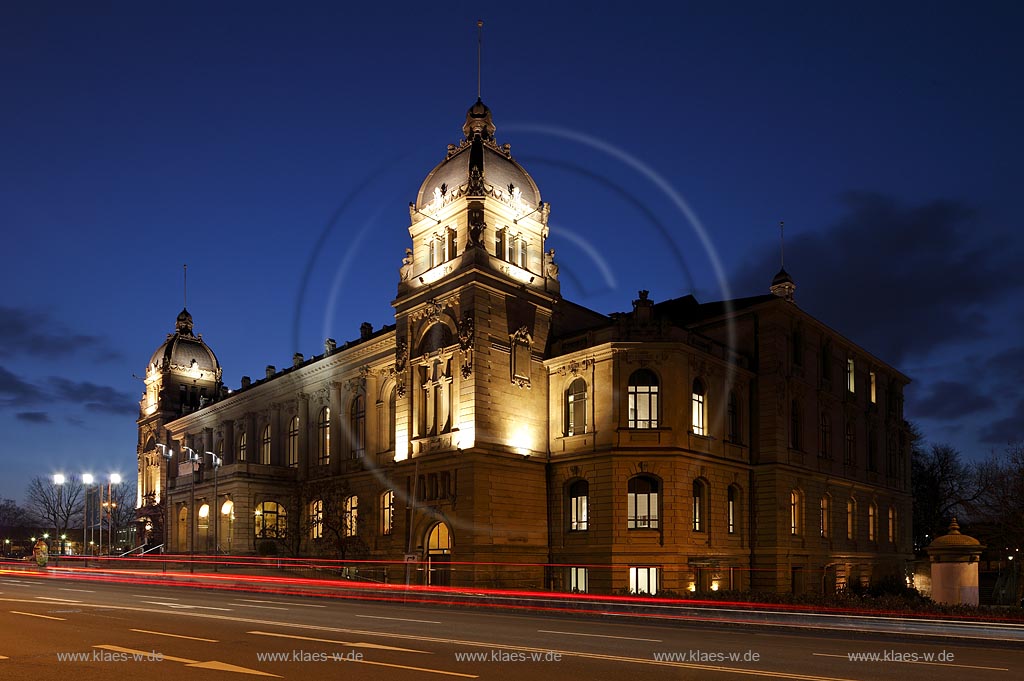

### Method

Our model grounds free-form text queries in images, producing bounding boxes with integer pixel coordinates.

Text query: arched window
[260,425,271,465]
[727,485,740,534]
[254,501,286,539]
[379,490,394,536]
[790,400,801,450]
[819,412,831,459]
[691,378,707,436]
[565,378,587,436]
[692,479,707,532]
[350,394,365,459]
[317,407,330,466]
[427,522,451,553]
[820,495,830,538]
[568,480,589,531]
[790,490,801,536]
[287,416,299,467]
[419,322,453,355]
[342,495,358,537]
[309,499,323,539]
[387,387,397,451]
[627,369,659,429]
[627,476,659,529]
[727,390,741,443]
[426,522,452,586]
[237,430,247,462]
[868,502,877,541]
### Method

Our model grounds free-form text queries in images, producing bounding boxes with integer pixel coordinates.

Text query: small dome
[415,101,541,210]
[927,518,982,549]
[772,268,794,287]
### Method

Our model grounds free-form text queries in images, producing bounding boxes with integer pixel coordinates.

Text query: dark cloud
[15,411,50,423]
[979,397,1024,445]
[911,380,995,420]
[0,306,122,361]
[0,364,45,407]
[48,377,138,415]
[729,193,1024,365]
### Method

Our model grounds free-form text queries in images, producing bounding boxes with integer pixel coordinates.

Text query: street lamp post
[82,474,94,557]
[53,474,65,560]
[204,451,221,571]
[103,474,121,555]
[155,444,174,553]
[183,447,199,573]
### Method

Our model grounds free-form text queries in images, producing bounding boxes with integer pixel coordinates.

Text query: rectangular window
[627,491,659,528]
[629,566,658,595]
[569,567,588,593]
[518,238,528,268]
[847,500,854,540]
[869,372,877,403]
[570,494,588,531]
[869,504,877,541]
[380,491,394,536]
[309,499,323,540]
[820,497,829,538]
[691,391,706,436]
[727,489,736,534]
[847,358,855,393]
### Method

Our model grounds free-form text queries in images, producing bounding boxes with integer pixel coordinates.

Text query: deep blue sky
[2,2,1022,503]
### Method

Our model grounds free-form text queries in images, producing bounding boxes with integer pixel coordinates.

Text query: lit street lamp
[53,474,65,560]
[183,447,200,573]
[204,451,221,571]
[82,473,94,557]
[101,473,121,555]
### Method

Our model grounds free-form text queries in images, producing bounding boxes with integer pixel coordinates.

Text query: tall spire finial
[770,220,796,301]
[183,263,188,309]
[779,220,785,270]
[476,20,484,100]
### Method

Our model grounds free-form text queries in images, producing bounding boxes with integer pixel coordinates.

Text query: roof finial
[770,220,796,301]
[779,220,785,270]
[183,263,188,309]
[476,20,484,101]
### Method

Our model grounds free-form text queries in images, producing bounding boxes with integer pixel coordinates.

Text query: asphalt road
[1,571,1022,681]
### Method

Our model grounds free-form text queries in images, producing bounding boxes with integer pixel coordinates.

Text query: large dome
[415,100,541,210]
[148,308,220,376]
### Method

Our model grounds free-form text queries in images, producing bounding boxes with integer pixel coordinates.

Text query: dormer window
[427,228,456,269]
[495,227,528,269]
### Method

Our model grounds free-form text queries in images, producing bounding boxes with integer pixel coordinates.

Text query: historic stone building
[136,100,913,595]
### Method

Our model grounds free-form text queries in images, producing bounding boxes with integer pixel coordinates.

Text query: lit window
[820,496,830,538]
[568,480,589,531]
[727,485,739,534]
[869,503,877,541]
[888,506,896,543]
[692,479,707,532]
[260,425,271,465]
[869,371,877,404]
[237,430,247,462]
[428,227,456,269]
[287,416,299,467]
[569,567,588,593]
[495,227,528,268]
[790,490,801,535]
[317,407,330,466]
[387,388,397,451]
[565,378,587,436]
[846,358,855,393]
[350,394,365,459]
[629,566,658,595]
[343,495,358,537]
[309,499,323,539]
[380,490,394,536]
[691,378,707,436]
[627,369,659,429]
[627,476,659,529]
[847,498,856,540]
[254,501,286,539]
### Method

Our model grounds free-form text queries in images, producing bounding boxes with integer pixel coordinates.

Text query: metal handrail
[119,544,148,557]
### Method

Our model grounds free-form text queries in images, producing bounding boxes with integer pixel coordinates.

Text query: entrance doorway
[425,522,452,586]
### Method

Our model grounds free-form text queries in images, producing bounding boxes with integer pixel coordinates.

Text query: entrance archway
[425,522,452,586]
[176,506,188,552]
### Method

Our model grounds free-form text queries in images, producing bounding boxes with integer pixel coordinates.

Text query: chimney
[293,352,304,367]
[265,365,276,379]
[325,338,337,353]
[360,322,373,340]
[240,375,251,388]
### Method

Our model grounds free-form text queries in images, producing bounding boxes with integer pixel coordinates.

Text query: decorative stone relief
[557,358,594,377]
[458,314,474,378]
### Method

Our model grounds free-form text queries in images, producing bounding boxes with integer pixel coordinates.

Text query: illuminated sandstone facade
[137,102,912,594]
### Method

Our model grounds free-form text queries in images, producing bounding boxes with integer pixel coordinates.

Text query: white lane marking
[141,600,232,611]
[94,645,279,677]
[537,629,662,642]
[10,610,66,621]
[1,583,31,587]
[248,630,431,653]
[355,614,441,624]
[130,628,218,643]
[59,588,95,593]
[133,594,177,599]
[237,599,325,608]
[811,652,1009,672]
[232,604,289,611]
[35,596,82,603]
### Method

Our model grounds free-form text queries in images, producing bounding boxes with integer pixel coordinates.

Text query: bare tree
[0,498,30,535]
[24,476,84,541]
[290,477,368,561]
[911,441,988,550]
[973,440,1024,553]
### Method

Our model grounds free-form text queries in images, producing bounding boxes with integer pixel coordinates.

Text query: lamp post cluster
[53,472,121,556]
[155,443,222,572]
